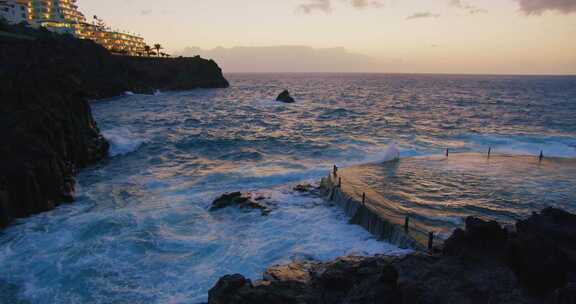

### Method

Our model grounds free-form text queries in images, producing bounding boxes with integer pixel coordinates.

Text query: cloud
[298,0,383,14]
[349,0,384,9]
[177,45,384,73]
[298,0,332,13]
[448,0,487,14]
[516,0,576,15]
[405,12,441,20]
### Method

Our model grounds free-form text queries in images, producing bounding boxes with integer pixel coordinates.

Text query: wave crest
[102,128,148,157]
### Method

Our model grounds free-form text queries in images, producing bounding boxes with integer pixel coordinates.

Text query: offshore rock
[208,208,576,303]
[276,90,296,103]
[443,216,509,256]
[208,256,400,304]
[293,183,315,192]
[210,192,272,216]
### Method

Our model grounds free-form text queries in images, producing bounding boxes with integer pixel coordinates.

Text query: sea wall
[320,172,429,251]
[0,23,229,228]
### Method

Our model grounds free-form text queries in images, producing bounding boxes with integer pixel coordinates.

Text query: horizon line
[222,71,576,77]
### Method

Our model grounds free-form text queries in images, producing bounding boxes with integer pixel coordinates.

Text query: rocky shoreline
[0,23,229,228]
[208,207,576,303]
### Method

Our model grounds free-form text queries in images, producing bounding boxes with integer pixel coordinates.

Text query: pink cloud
[517,0,576,15]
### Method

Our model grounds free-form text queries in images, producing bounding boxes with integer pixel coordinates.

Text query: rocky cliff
[208,208,576,304]
[0,23,229,99]
[0,23,229,228]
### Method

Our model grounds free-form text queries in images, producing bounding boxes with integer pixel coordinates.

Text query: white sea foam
[461,134,576,158]
[381,142,400,162]
[0,183,411,304]
[124,91,135,96]
[102,128,148,156]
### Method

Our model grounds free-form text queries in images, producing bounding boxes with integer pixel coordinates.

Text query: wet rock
[263,262,315,284]
[208,273,314,304]
[210,192,272,216]
[208,256,402,304]
[443,216,509,256]
[507,208,576,294]
[551,283,576,304]
[276,90,295,103]
[293,183,314,192]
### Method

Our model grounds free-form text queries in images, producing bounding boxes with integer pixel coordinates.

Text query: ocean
[1,73,575,303]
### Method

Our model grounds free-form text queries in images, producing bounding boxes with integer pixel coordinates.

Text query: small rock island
[276,90,296,103]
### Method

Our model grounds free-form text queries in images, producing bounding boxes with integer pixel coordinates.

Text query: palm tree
[154,44,162,58]
[144,45,152,57]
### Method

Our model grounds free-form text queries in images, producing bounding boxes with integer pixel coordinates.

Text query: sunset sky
[80,0,576,74]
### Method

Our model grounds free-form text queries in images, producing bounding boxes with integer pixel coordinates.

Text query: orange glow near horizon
[79,0,575,74]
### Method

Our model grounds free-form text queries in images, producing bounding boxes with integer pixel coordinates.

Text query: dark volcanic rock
[208,208,576,303]
[210,192,271,215]
[0,71,109,228]
[507,208,576,294]
[0,23,229,100]
[276,90,295,103]
[443,216,509,256]
[551,283,576,304]
[293,183,315,192]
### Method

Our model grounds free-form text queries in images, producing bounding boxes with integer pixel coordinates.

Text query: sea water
[1,74,575,303]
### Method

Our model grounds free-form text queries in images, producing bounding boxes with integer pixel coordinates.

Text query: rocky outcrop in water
[293,183,315,192]
[208,208,576,303]
[276,90,295,103]
[0,23,229,228]
[210,192,272,216]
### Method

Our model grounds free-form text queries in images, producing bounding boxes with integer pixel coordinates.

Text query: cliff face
[0,70,109,227]
[0,24,229,228]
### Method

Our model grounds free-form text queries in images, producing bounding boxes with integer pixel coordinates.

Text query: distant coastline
[222,71,576,77]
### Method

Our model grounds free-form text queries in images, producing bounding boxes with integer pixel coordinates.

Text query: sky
[79,0,576,74]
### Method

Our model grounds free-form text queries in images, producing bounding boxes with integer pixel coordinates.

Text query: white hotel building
[0,0,147,56]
